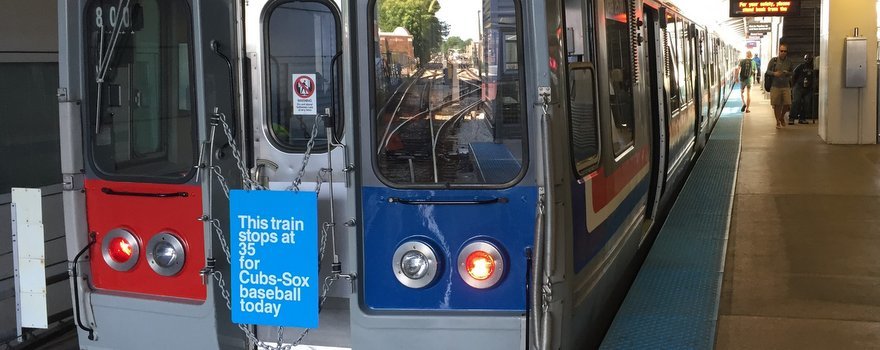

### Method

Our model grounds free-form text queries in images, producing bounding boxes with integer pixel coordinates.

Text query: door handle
[252,159,279,188]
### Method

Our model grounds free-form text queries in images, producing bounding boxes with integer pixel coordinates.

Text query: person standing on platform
[738,51,756,113]
[790,54,816,124]
[753,54,762,85]
[768,44,793,128]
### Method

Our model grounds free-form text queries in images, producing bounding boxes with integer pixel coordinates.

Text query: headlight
[392,240,439,288]
[146,232,186,276]
[102,228,140,272]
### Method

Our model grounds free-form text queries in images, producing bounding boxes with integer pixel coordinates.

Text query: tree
[378,0,447,66]
[442,36,472,54]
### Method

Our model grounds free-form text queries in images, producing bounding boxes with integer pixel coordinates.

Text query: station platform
[601,85,880,348]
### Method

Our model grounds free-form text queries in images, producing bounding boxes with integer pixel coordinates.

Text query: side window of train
[604,0,635,155]
[85,0,197,181]
[371,0,527,186]
[265,0,341,153]
[676,18,688,105]
[568,63,600,176]
[665,15,681,112]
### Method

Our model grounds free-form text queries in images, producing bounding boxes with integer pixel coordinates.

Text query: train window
[665,17,681,112]
[603,0,635,155]
[681,21,693,104]
[568,63,600,176]
[675,18,688,105]
[663,21,681,112]
[371,0,526,186]
[265,0,340,153]
[85,0,197,181]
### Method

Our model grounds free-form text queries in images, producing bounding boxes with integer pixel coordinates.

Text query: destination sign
[730,1,799,17]
[748,23,772,34]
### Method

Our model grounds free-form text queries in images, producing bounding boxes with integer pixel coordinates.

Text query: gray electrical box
[845,36,867,88]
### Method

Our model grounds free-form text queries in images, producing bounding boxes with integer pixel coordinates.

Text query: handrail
[101,187,189,198]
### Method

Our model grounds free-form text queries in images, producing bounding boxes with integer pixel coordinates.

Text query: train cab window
[265,0,340,152]
[603,1,635,155]
[85,0,197,181]
[568,63,599,175]
[371,0,526,186]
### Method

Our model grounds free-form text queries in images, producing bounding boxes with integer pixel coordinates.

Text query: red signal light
[458,241,505,289]
[466,251,496,281]
[108,237,134,263]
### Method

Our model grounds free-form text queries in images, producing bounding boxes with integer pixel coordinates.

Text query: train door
[59,0,245,348]
[243,0,351,347]
[695,25,709,148]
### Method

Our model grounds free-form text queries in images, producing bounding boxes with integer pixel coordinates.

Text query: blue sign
[230,190,318,327]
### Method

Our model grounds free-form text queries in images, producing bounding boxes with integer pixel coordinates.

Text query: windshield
[372,0,526,186]
[85,0,197,181]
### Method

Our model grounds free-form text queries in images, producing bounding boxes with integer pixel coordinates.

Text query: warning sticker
[292,74,317,115]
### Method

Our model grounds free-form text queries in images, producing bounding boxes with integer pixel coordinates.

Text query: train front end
[59,0,245,348]
[349,0,542,348]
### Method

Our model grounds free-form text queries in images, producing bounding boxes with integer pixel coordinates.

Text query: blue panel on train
[362,186,537,311]
[469,142,521,183]
[230,190,318,327]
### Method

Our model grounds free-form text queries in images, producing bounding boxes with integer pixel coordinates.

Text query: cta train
[57,0,738,349]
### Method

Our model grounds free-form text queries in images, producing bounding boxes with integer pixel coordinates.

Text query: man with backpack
[738,51,756,113]
[790,54,816,124]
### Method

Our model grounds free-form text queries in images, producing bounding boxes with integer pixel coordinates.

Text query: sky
[435,0,482,41]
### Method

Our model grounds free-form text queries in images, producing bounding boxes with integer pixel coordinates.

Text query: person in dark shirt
[790,54,816,124]
[769,44,794,129]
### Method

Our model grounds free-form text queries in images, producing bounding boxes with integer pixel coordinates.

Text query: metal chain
[209,218,232,265]
[291,119,321,192]
[205,111,338,348]
[216,111,261,190]
[206,168,337,349]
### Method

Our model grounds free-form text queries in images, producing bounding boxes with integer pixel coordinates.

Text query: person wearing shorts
[769,44,793,129]
[738,51,755,113]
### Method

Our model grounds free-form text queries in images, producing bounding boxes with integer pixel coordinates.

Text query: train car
[348,0,738,349]
[58,0,739,349]
[58,0,248,348]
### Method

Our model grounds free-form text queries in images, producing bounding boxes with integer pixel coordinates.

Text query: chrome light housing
[392,240,439,288]
[102,228,140,272]
[458,241,505,289]
[146,232,186,276]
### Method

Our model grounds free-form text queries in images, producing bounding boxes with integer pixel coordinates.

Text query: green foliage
[442,36,473,54]
[378,0,447,66]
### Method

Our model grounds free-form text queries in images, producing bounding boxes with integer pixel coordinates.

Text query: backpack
[739,59,752,80]
[763,58,776,92]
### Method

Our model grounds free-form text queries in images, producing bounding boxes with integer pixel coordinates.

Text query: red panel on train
[85,179,206,301]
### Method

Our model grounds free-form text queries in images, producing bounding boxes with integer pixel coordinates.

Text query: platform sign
[730,0,799,17]
[230,190,318,327]
[292,73,317,115]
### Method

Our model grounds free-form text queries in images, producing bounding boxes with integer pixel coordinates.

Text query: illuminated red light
[108,237,134,263]
[466,251,496,281]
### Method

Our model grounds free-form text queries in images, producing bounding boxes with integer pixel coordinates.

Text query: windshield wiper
[94,0,131,134]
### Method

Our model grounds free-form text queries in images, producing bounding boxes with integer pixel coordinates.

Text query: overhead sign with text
[230,190,318,328]
[748,23,772,34]
[730,1,799,17]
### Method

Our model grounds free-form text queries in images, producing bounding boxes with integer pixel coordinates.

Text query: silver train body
[58,0,738,349]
